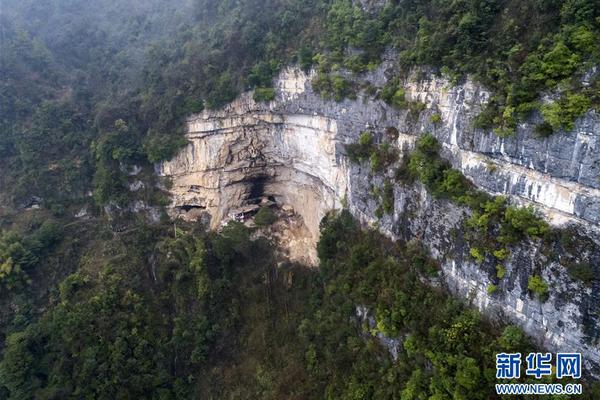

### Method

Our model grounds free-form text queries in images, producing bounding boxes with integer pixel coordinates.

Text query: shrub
[312,73,355,101]
[414,133,439,155]
[430,113,442,125]
[359,131,373,147]
[369,151,381,171]
[331,75,354,101]
[502,206,549,239]
[347,132,398,172]
[487,284,497,295]
[345,131,374,162]
[566,262,596,284]
[407,135,472,200]
[297,46,314,72]
[381,80,407,109]
[473,103,497,130]
[343,54,368,73]
[143,134,188,163]
[527,275,549,300]
[497,326,530,352]
[496,265,506,279]
[437,168,470,200]
[407,241,438,276]
[540,93,591,132]
[253,87,276,102]
[408,101,426,116]
[469,247,485,264]
[254,207,277,226]
[455,356,481,389]
[492,248,509,261]
[534,121,554,137]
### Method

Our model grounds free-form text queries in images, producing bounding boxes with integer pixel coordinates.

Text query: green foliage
[496,265,507,279]
[492,248,510,261]
[566,261,596,284]
[430,113,442,125]
[382,180,395,214]
[528,275,550,300]
[346,131,399,174]
[143,134,189,164]
[0,223,265,398]
[496,325,530,353]
[535,121,555,137]
[2,211,595,399]
[503,206,550,239]
[541,93,592,132]
[407,134,471,201]
[309,212,579,399]
[324,0,385,61]
[381,80,407,109]
[254,207,277,226]
[0,223,61,292]
[404,135,551,268]
[370,179,396,218]
[346,131,374,162]
[253,87,276,103]
[1,2,598,398]
[4,0,600,211]
[312,72,356,101]
[297,46,315,72]
[1,0,327,208]
[469,247,485,264]
[247,61,278,89]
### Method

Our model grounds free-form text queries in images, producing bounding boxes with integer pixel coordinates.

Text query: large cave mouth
[158,109,346,266]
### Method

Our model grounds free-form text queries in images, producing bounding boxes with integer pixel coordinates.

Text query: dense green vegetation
[311,71,356,101]
[305,0,600,134]
[0,222,61,293]
[0,221,248,398]
[3,212,596,399]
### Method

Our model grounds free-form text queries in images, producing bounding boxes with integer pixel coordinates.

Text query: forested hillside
[2,0,599,208]
[1,0,600,398]
[2,213,596,399]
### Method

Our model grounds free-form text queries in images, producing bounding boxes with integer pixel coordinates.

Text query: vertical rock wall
[158,65,600,373]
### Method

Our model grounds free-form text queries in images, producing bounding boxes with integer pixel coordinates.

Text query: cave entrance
[246,175,274,204]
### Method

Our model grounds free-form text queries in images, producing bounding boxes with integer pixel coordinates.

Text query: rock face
[157,83,347,248]
[158,63,600,373]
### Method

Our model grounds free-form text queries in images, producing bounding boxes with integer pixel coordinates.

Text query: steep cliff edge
[158,64,600,373]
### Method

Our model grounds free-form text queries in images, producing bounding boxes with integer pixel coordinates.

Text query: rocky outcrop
[158,62,600,374]
[157,85,347,249]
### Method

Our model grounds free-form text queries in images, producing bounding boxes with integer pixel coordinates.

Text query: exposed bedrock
[157,93,348,250]
[158,64,600,373]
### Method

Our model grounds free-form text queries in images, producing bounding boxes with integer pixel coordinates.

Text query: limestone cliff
[158,62,600,373]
